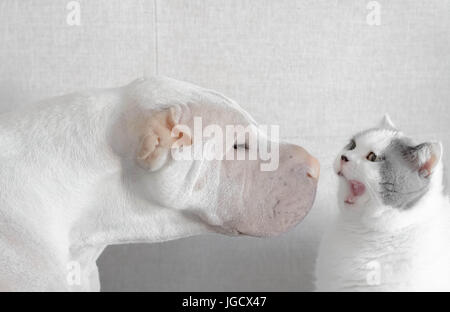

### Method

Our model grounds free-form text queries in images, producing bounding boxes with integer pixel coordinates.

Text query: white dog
[0,77,319,291]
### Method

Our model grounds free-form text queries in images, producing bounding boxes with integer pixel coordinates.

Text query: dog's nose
[341,155,349,162]
[306,155,320,180]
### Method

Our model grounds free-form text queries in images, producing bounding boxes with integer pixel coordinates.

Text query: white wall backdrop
[1,0,449,291]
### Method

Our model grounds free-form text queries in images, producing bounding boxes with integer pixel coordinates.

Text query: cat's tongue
[345,180,366,205]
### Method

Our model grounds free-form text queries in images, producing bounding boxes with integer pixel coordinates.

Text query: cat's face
[334,115,443,211]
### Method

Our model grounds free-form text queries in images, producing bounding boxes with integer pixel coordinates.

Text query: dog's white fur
[315,116,450,291]
[0,77,318,291]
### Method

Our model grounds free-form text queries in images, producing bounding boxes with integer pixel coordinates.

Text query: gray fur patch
[379,138,431,209]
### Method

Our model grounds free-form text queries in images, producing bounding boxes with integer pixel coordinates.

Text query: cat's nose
[341,155,349,162]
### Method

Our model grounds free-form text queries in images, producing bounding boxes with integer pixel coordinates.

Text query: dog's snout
[238,143,320,237]
[288,145,320,180]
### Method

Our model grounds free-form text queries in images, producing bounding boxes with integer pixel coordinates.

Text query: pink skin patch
[345,180,366,205]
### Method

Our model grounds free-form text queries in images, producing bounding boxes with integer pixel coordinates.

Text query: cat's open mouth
[344,180,366,205]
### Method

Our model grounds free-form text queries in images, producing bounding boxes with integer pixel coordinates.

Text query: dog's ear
[137,106,192,171]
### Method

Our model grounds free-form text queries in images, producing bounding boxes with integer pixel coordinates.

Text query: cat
[315,115,450,291]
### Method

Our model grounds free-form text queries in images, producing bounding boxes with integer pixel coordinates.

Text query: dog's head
[124,77,319,237]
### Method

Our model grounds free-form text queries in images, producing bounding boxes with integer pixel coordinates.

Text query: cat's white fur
[315,116,450,291]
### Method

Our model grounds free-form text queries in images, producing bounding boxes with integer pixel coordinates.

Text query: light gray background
[0,0,449,291]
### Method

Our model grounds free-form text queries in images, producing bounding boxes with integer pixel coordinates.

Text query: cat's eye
[346,140,356,150]
[366,152,378,162]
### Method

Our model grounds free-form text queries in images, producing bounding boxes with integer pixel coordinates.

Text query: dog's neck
[68,170,214,253]
[63,172,213,290]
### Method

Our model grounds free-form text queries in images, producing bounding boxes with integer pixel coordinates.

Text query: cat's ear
[378,114,397,130]
[404,142,443,178]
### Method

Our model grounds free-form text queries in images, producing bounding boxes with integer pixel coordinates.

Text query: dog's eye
[233,142,249,150]
[366,152,378,162]
[346,140,356,151]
